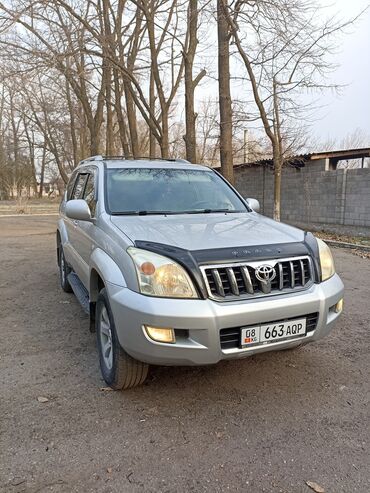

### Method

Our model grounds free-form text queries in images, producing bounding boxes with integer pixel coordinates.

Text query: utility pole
[243,129,249,164]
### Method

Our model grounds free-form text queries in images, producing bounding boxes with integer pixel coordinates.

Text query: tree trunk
[65,78,79,165]
[217,0,234,183]
[184,0,198,163]
[105,67,114,156]
[113,69,131,158]
[124,81,139,157]
[184,67,197,163]
[38,146,46,198]
[79,108,89,161]
[273,147,282,221]
[272,79,283,221]
[149,70,156,158]
[161,109,169,159]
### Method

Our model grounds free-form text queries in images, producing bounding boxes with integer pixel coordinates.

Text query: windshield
[106,168,249,215]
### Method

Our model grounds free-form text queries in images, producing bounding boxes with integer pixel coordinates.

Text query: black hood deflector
[135,232,321,300]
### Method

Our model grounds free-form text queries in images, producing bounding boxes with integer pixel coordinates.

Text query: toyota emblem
[255,264,276,284]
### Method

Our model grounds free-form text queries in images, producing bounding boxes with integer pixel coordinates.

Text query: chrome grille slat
[241,266,254,294]
[226,267,239,296]
[290,261,295,289]
[278,263,284,290]
[300,259,305,285]
[211,269,225,297]
[202,256,313,301]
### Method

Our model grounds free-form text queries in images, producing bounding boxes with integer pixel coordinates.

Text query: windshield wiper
[183,208,232,214]
[111,210,178,216]
[111,208,243,216]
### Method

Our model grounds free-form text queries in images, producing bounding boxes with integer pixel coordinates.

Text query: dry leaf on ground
[37,396,49,403]
[306,480,325,493]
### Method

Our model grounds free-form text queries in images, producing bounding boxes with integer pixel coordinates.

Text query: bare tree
[224,0,362,220]
[217,0,234,183]
[183,0,206,163]
[0,0,365,202]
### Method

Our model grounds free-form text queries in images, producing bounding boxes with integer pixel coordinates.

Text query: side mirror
[246,198,260,213]
[65,199,92,222]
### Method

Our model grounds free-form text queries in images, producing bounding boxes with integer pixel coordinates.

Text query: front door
[76,170,98,287]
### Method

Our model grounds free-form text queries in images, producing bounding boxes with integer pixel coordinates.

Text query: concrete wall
[234,159,370,236]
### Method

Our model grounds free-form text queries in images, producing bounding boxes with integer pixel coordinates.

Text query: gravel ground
[0,216,369,493]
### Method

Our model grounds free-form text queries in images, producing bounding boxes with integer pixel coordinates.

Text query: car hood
[110,212,304,251]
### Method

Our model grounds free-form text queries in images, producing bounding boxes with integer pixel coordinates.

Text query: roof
[104,160,208,171]
[309,148,370,161]
[236,147,370,169]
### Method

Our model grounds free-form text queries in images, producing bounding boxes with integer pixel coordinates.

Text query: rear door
[65,172,90,283]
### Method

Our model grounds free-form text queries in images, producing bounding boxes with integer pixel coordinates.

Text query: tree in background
[217,0,234,184]
[0,0,367,203]
[183,0,206,163]
[223,0,363,220]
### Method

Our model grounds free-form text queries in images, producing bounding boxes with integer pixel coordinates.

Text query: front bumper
[107,274,344,366]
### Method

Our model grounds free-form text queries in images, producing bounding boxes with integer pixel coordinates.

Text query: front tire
[59,246,72,293]
[96,288,149,389]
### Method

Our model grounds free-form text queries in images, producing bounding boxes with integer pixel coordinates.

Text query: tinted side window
[66,171,78,200]
[83,172,97,216]
[71,173,89,200]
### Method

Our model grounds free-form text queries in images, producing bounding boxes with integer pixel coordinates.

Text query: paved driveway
[0,216,369,492]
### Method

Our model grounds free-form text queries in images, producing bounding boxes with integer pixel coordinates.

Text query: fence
[234,159,370,236]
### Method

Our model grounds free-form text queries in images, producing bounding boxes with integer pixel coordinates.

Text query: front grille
[202,257,312,300]
[220,313,319,350]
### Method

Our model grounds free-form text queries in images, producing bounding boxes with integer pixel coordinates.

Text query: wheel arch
[89,248,127,298]
[88,248,127,332]
[90,267,106,303]
[56,220,69,266]
[56,230,61,266]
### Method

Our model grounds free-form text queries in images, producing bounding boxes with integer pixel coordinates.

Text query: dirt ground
[0,216,369,493]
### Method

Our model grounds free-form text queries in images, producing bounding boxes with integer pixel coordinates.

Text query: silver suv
[57,156,344,389]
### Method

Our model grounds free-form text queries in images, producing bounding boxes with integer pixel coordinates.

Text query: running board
[67,272,90,315]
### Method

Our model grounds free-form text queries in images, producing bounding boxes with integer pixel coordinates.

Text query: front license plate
[241,318,306,347]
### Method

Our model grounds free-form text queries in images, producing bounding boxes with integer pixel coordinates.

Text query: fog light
[335,298,344,313]
[144,325,176,343]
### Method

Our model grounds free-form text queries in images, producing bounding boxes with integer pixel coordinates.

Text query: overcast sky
[194,0,370,147]
[313,0,370,143]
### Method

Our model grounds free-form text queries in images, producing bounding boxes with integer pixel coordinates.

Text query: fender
[89,247,127,302]
[57,219,69,247]
[56,219,69,266]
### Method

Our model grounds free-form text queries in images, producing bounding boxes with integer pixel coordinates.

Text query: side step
[67,272,90,315]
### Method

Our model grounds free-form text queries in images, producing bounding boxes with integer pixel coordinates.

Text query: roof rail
[80,155,104,164]
[101,156,190,163]
[79,155,191,165]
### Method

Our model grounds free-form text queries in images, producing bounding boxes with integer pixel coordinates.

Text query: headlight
[127,247,198,298]
[317,238,335,281]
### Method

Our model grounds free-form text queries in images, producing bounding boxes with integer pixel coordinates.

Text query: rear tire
[96,288,149,389]
[59,246,72,293]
